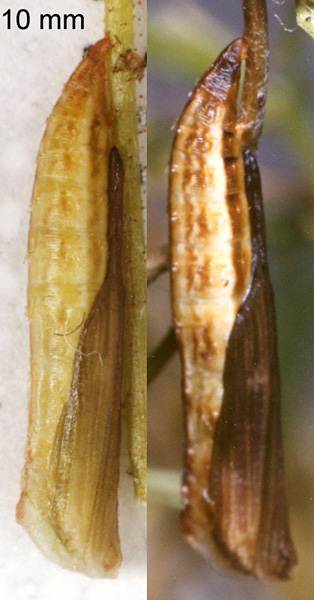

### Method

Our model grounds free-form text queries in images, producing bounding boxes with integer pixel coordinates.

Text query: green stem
[105,0,147,503]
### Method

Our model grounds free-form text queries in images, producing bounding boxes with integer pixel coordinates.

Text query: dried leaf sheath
[209,150,297,578]
[17,39,125,576]
[169,39,297,579]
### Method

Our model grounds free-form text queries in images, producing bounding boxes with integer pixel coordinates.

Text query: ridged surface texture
[169,38,297,579]
[16,38,125,577]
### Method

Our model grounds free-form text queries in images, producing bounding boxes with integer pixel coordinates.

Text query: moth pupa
[169,38,297,579]
[17,38,132,578]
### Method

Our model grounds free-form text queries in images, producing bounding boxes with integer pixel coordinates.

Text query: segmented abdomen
[17,38,125,577]
[169,38,251,558]
[169,38,297,579]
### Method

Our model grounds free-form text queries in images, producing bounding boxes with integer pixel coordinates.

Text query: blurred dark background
[148,1,314,598]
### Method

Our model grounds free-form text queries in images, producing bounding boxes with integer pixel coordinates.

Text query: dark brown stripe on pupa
[208,149,297,579]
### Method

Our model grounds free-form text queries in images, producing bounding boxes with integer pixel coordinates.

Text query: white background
[0,1,146,598]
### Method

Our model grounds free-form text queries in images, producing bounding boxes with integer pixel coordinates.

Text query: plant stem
[105,0,147,503]
[241,0,269,148]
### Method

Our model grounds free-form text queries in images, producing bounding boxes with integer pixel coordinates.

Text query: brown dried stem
[241,0,269,148]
